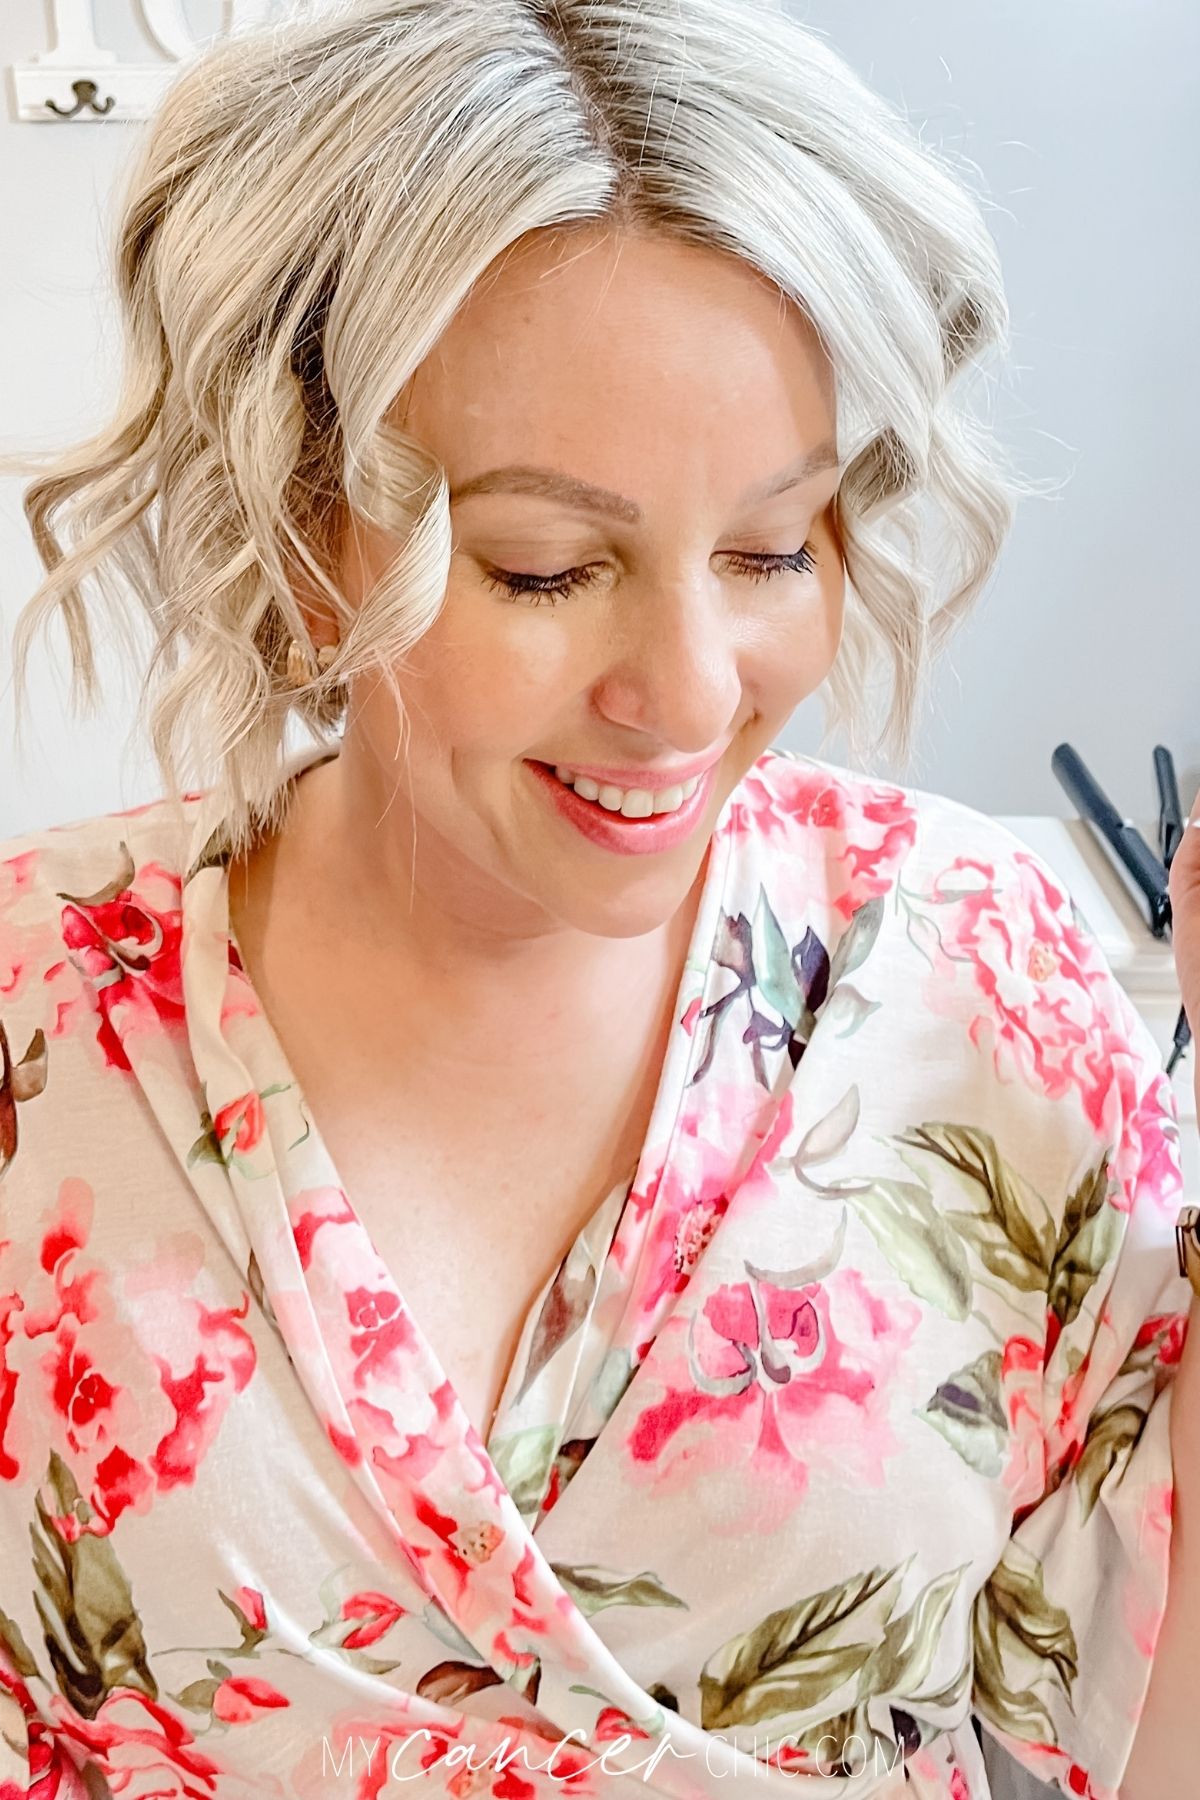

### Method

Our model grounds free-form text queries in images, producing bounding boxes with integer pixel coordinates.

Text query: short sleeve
[971,880,1190,1798]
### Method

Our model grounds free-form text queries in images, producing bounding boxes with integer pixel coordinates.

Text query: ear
[281,506,348,651]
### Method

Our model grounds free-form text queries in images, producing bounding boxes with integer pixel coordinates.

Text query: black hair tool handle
[1154,744,1185,868]
[1051,743,1172,938]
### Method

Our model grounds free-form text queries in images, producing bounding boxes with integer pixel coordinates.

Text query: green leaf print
[589,1345,636,1422]
[699,1564,905,1731]
[826,897,885,991]
[185,822,235,881]
[176,1676,223,1713]
[753,886,806,1029]
[0,1606,39,1679]
[783,1702,893,1773]
[515,1255,596,1403]
[30,1452,157,1720]
[216,1588,268,1653]
[1073,1402,1147,1524]
[792,1087,862,1171]
[973,1540,1077,1746]
[917,1350,1009,1477]
[57,844,136,909]
[416,1659,504,1705]
[186,1109,225,1168]
[745,1209,847,1290]
[787,1094,973,1318]
[489,1426,559,1513]
[841,1179,972,1321]
[818,984,880,1039]
[857,1565,967,1700]
[1048,1158,1121,1335]
[549,1563,687,1618]
[900,1124,1056,1294]
[0,1021,48,1181]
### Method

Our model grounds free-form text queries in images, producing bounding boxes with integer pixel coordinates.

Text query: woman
[0,2,1190,1795]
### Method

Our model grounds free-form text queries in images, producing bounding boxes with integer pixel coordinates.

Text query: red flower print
[720,758,917,921]
[1132,1311,1188,1368]
[920,852,1181,1213]
[212,1092,265,1155]
[211,1675,290,1724]
[58,860,185,1072]
[452,1521,504,1566]
[592,1706,653,1744]
[0,1183,256,1533]
[40,1687,226,1796]
[672,1199,720,1278]
[227,1585,267,1633]
[48,1332,118,1453]
[340,1589,405,1649]
[626,1268,920,1529]
[345,1282,418,1386]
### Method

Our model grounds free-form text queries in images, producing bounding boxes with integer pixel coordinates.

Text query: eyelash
[483,545,819,607]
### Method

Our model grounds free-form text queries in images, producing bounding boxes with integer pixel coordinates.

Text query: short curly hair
[10,0,1015,852]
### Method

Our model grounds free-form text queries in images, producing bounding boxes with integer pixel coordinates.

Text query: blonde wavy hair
[9,0,1015,852]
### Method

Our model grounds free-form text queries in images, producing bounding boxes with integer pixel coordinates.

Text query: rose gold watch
[1176,1206,1200,1297]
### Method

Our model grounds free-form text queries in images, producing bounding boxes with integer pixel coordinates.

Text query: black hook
[44,80,116,119]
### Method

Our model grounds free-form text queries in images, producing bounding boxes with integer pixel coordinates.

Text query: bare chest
[310,1104,635,1443]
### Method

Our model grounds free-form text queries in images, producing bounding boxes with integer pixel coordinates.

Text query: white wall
[2,0,1197,839]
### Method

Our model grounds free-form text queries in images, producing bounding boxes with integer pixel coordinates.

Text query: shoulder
[0,793,204,1140]
[730,745,1073,922]
[0,789,200,909]
[737,749,1172,1184]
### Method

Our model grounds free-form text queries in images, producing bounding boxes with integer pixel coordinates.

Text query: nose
[590,574,744,754]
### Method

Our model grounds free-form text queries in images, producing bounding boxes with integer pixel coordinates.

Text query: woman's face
[336,225,845,941]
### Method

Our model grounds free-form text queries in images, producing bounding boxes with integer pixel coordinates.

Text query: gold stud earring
[285,638,338,687]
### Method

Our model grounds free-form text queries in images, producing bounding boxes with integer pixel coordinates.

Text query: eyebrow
[448,442,841,525]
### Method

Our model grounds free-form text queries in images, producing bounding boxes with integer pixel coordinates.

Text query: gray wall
[2,0,1197,839]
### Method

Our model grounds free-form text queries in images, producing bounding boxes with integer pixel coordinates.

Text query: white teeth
[620,789,655,818]
[548,763,705,819]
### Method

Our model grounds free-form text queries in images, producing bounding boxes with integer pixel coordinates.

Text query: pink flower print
[1,1184,256,1532]
[720,759,916,921]
[43,1688,225,1795]
[626,1268,919,1528]
[999,1334,1046,1506]
[452,1521,505,1565]
[1131,1310,1188,1369]
[345,1283,418,1387]
[211,1675,289,1724]
[227,1585,267,1635]
[58,860,185,1072]
[212,1092,266,1155]
[340,1589,405,1649]
[673,1199,720,1278]
[1026,942,1060,983]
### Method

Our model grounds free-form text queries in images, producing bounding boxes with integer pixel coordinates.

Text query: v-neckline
[185,739,735,1505]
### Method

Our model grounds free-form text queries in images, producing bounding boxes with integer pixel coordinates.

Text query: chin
[542,857,708,941]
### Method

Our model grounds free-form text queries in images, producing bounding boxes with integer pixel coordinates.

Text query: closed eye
[484,544,819,607]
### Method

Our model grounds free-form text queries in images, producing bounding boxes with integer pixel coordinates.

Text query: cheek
[754,556,846,706]
[393,584,584,755]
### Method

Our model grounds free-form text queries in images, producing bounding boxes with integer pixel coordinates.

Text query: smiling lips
[525,757,721,855]
[551,764,702,818]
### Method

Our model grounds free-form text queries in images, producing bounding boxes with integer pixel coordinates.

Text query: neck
[230,735,704,1052]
